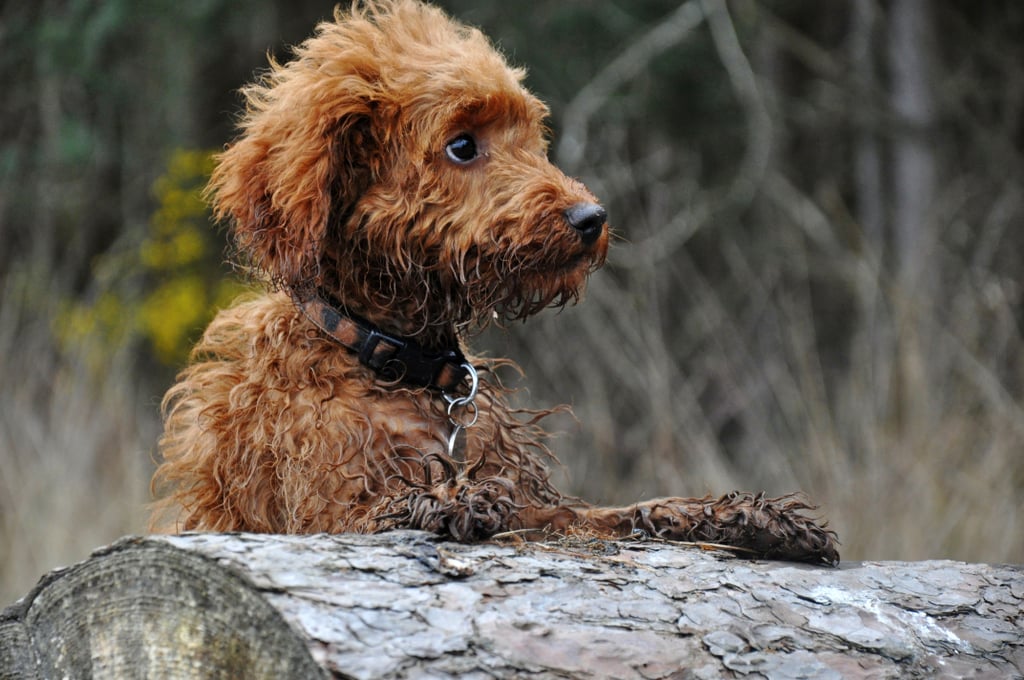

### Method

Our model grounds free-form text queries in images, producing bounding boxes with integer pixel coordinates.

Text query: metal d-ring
[443,362,479,459]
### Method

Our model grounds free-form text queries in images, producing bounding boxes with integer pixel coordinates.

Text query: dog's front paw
[635,492,839,565]
[381,475,519,541]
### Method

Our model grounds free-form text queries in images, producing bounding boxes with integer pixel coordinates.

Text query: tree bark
[3,532,1022,679]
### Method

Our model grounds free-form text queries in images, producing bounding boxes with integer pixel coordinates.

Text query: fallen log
[2,531,1022,678]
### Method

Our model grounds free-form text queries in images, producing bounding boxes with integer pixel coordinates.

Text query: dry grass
[0,267,156,604]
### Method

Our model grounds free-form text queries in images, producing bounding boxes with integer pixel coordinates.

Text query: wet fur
[151,0,838,565]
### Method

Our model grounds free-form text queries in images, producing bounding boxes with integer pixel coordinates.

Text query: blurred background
[3,0,1023,603]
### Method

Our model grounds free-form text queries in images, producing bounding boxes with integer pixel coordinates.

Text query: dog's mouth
[480,239,606,323]
[555,248,602,277]
[571,223,610,270]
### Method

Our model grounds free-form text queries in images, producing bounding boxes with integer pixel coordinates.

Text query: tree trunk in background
[851,0,884,253]
[849,0,897,434]
[887,0,939,433]
[888,0,937,296]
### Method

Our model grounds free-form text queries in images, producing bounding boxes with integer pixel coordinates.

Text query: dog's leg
[520,492,839,565]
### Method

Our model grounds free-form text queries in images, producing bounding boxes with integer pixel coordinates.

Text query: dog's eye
[445,134,478,164]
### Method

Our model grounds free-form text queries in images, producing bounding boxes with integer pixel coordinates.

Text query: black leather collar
[297,294,470,392]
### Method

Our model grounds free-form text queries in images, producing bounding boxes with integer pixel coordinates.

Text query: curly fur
[151,0,838,565]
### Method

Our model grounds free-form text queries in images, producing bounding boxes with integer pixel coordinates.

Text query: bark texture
[3,532,1022,679]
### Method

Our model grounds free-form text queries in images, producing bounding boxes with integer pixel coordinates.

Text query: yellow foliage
[138,276,253,364]
[55,147,246,368]
[213,278,252,311]
[143,149,215,270]
[140,225,206,269]
[54,290,133,358]
[138,275,208,363]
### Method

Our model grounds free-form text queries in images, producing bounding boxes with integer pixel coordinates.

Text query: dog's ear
[205,55,380,290]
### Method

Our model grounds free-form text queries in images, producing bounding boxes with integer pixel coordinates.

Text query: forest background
[3,0,1023,603]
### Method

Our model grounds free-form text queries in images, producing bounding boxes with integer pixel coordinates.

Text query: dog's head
[208,0,608,342]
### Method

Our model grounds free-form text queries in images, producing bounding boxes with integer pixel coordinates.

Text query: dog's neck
[313,254,469,351]
[296,292,469,392]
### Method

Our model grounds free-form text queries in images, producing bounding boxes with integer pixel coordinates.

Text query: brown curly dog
[151,0,838,564]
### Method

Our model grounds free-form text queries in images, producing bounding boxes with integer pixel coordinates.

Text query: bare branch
[557,1,705,169]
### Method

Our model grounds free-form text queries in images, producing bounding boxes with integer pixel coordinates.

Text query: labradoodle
[151,0,838,564]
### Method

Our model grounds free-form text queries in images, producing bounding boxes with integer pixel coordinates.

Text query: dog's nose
[564,202,607,246]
